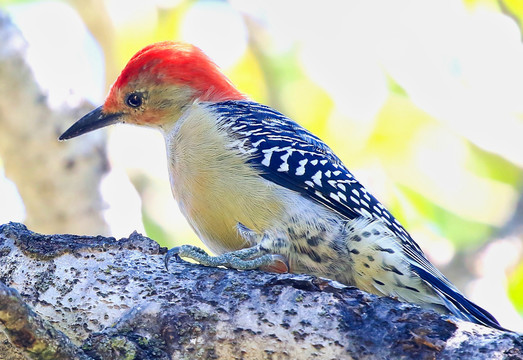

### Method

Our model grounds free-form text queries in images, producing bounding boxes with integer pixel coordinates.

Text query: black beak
[59,106,122,140]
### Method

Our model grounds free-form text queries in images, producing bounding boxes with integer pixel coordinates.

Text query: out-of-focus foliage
[509,262,523,313]
[1,0,522,329]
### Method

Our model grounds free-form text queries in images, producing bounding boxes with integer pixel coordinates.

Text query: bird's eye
[126,93,143,108]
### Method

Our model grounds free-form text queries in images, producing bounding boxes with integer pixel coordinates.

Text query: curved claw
[261,254,290,274]
[273,254,290,272]
[164,246,183,271]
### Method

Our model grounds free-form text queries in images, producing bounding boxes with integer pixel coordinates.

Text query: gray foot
[164,244,289,272]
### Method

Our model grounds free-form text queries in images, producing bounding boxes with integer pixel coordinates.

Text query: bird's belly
[174,176,284,255]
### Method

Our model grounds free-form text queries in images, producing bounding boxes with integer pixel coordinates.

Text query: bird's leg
[165,223,289,273]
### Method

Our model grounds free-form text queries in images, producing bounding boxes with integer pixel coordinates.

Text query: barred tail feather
[412,264,507,331]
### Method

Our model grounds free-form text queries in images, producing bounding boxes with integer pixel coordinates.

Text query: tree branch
[0,10,108,235]
[0,222,521,360]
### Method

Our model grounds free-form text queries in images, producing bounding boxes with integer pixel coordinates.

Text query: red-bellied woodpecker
[60,41,504,330]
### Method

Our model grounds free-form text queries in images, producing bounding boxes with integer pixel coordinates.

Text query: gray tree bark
[0,222,521,360]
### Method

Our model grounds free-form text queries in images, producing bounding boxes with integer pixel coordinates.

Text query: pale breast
[163,103,285,254]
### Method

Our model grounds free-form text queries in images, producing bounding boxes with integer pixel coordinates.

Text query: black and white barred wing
[212,101,417,246]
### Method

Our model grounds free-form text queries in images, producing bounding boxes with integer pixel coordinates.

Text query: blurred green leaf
[463,0,500,10]
[142,211,170,248]
[386,74,408,97]
[0,0,39,6]
[368,94,437,161]
[261,47,303,91]
[397,183,495,249]
[500,0,523,29]
[508,261,523,314]
[229,49,268,104]
[466,141,523,186]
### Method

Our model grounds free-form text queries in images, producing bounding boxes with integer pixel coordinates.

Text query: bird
[59,41,504,330]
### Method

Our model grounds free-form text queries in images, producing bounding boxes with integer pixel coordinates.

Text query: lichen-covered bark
[0,222,521,360]
[0,11,108,236]
[0,282,90,360]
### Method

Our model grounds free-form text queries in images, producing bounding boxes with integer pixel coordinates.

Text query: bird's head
[59,41,245,140]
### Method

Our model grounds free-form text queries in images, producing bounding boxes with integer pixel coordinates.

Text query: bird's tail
[412,264,507,331]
